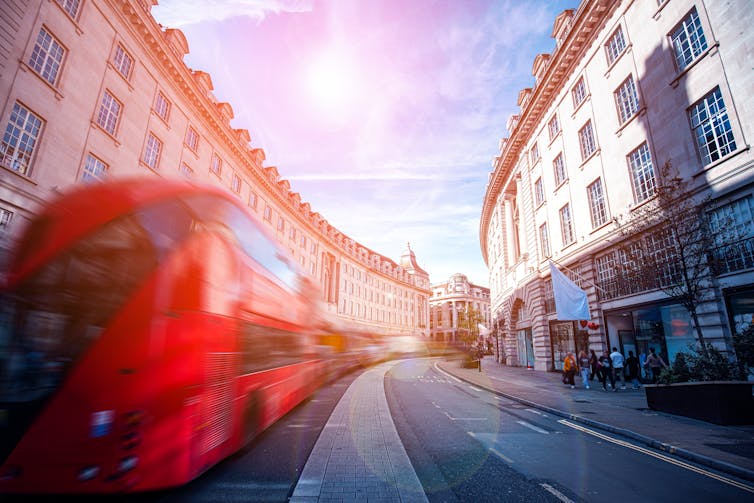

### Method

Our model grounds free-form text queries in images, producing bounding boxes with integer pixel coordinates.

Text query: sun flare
[305,49,360,120]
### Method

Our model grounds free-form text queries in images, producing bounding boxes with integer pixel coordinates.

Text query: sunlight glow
[304,49,361,122]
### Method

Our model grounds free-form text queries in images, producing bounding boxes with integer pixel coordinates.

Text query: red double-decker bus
[0,178,329,493]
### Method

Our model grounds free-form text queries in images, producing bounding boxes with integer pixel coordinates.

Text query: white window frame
[56,0,80,19]
[587,178,608,228]
[96,90,121,136]
[548,115,560,140]
[539,222,551,258]
[210,152,222,176]
[29,27,65,86]
[1,102,44,176]
[113,44,133,79]
[82,153,108,182]
[615,75,640,124]
[143,133,162,170]
[559,204,575,246]
[605,26,627,66]
[0,207,13,235]
[572,77,587,108]
[578,120,597,160]
[628,142,656,203]
[553,153,567,186]
[231,173,241,193]
[689,87,736,165]
[180,162,193,178]
[671,7,708,71]
[185,126,200,152]
[154,92,170,121]
[534,177,544,206]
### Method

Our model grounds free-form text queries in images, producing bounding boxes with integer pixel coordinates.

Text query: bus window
[240,323,305,374]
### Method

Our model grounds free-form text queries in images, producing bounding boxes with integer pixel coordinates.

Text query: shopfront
[725,286,754,337]
[549,321,588,371]
[604,302,696,367]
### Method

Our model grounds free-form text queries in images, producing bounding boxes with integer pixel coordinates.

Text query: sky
[152,0,580,287]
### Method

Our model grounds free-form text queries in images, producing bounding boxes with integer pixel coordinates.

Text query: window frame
[615,75,640,124]
[210,152,223,177]
[95,90,122,137]
[587,178,609,228]
[605,25,627,66]
[553,153,567,186]
[539,222,551,259]
[185,126,200,153]
[572,77,587,109]
[81,153,108,183]
[670,7,708,71]
[112,43,134,80]
[559,203,575,247]
[28,27,66,86]
[142,132,162,171]
[154,91,170,122]
[55,0,81,19]
[231,172,242,194]
[688,86,736,165]
[1,102,44,176]
[578,120,597,160]
[534,177,545,207]
[627,142,656,203]
[548,114,560,141]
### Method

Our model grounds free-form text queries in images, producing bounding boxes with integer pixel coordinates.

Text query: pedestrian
[578,350,591,389]
[598,350,614,391]
[625,350,641,389]
[610,347,626,390]
[563,352,577,389]
[589,349,598,382]
[639,350,648,382]
[645,347,667,383]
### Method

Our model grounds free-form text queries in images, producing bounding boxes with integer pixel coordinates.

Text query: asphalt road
[385,358,754,503]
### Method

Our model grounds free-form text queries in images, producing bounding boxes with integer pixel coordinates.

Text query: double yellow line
[558,419,754,494]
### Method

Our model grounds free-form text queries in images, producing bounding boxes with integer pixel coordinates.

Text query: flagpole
[548,258,608,295]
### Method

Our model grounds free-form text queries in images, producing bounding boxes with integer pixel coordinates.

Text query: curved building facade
[481,0,754,370]
[0,0,430,336]
[429,274,491,346]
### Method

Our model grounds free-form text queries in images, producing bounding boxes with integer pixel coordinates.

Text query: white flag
[549,262,590,321]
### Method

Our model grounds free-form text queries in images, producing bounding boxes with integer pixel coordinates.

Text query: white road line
[469,386,482,392]
[516,420,549,434]
[431,401,441,408]
[558,419,754,494]
[540,483,574,503]
[444,411,487,421]
[433,361,462,383]
[525,408,542,415]
[489,447,515,464]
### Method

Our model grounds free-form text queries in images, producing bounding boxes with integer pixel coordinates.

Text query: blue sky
[152,0,580,287]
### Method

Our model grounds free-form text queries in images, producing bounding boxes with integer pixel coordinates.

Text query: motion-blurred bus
[0,179,329,493]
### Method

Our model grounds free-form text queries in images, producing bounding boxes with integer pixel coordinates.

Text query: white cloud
[152,0,313,27]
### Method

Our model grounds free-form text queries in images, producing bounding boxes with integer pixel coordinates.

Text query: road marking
[525,408,542,415]
[468,432,515,463]
[431,401,441,409]
[558,419,754,494]
[516,420,549,434]
[540,483,574,503]
[433,361,462,383]
[444,411,487,421]
[470,386,482,392]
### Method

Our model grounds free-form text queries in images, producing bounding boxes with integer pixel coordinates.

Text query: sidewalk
[438,357,754,482]
[290,361,428,503]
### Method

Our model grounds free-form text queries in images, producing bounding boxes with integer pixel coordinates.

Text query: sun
[304,49,360,121]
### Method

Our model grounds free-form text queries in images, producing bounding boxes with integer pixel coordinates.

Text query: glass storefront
[549,321,588,371]
[726,287,754,337]
[605,302,696,367]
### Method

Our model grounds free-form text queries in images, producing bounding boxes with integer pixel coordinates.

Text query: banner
[549,262,590,321]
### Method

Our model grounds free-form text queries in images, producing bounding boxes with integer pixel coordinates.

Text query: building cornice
[479,0,618,265]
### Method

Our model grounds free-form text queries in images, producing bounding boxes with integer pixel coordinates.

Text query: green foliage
[658,343,735,384]
[732,326,754,380]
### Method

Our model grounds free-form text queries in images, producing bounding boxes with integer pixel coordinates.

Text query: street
[387,359,754,502]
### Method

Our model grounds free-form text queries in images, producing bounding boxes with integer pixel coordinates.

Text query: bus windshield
[0,213,158,404]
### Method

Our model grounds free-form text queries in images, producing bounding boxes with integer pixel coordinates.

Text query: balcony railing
[712,236,754,275]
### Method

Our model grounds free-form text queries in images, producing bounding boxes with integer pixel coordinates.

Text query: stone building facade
[481,0,754,370]
[429,274,491,346]
[0,0,430,336]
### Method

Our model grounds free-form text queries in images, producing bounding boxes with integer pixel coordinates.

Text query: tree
[616,162,715,359]
[457,306,484,349]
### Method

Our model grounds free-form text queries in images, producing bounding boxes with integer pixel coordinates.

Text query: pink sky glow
[152,0,580,286]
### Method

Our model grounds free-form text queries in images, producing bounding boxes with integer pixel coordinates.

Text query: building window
[249,191,258,210]
[311,241,317,254]
[277,217,285,233]
[587,178,608,228]
[689,87,736,165]
[154,92,170,121]
[180,163,193,178]
[615,75,640,124]
[56,0,80,18]
[210,153,222,176]
[548,115,560,140]
[578,120,597,160]
[572,77,587,108]
[264,204,272,223]
[29,28,65,86]
[142,133,162,170]
[628,142,656,203]
[539,223,551,258]
[559,204,575,246]
[112,44,133,79]
[529,142,540,165]
[300,234,307,248]
[605,26,627,65]
[671,7,707,71]
[534,178,544,206]
[185,126,200,152]
[231,173,241,193]
[553,153,567,186]
[82,153,108,183]
[0,207,12,235]
[289,226,297,240]
[1,103,43,176]
[709,196,754,274]
[96,91,121,136]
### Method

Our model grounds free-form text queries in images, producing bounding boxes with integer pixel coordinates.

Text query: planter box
[645,381,754,425]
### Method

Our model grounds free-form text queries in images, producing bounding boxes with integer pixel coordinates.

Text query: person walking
[610,347,626,390]
[578,350,591,389]
[625,350,641,389]
[645,347,667,383]
[598,350,614,391]
[589,349,599,382]
[563,352,577,389]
